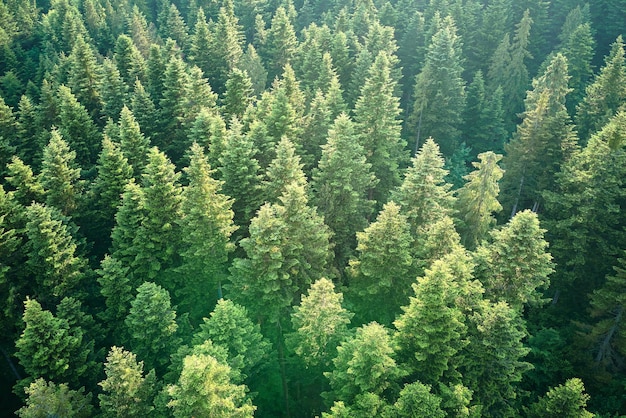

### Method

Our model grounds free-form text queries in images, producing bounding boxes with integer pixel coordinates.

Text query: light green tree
[16,378,93,418]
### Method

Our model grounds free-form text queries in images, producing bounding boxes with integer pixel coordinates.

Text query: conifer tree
[229,182,332,325]
[189,109,227,171]
[393,257,467,386]
[161,3,189,51]
[113,34,146,86]
[263,136,307,204]
[353,51,405,205]
[118,106,149,179]
[461,300,532,417]
[222,68,253,123]
[411,15,466,157]
[560,23,594,115]
[455,152,504,249]
[0,95,17,178]
[109,182,145,270]
[348,202,414,325]
[193,299,271,380]
[289,278,353,369]
[24,203,86,303]
[15,95,44,168]
[263,6,298,81]
[67,34,101,118]
[189,8,211,76]
[312,114,377,268]
[385,382,446,418]
[39,129,82,216]
[575,36,626,141]
[206,2,244,95]
[325,322,404,405]
[133,147,182,283]
[15,298,92,387]
[239,44,267,96]
[17,378,93,418]
[167,353,256,417]
[526,378,593,418]
[177,143,237,322]
[129,80,158,148]
[216,119,262,232]
[5,156,45,206]
[125,281,179,374]
[99,58,129,122]
[475,210,553,310]
[98,346,156,417]
[158,55,191,157]
[56,85,101,167]
[501,53,577,215]
[97,255,133,341]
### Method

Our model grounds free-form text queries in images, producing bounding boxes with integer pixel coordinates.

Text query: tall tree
[262,136,307,204]
[474,210,553,311]
[353,51,406,205]
[16,378,93,418]
[525,378,593,418]
[97,255,133,342]
[501,53,577,216]
[176,143,237,322]
[312,114,377,269]
[67,34,101,118]
[575,36,626,142]
[118,105,150,178]
[347,202,414,326]
[262,6,298,81]
[455,152,504,249]
[410,15,466,157]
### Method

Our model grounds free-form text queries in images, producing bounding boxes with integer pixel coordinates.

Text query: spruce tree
[130,79,159,146]
[526,378,593,418]
[5,156,45,206]
[98,346,156,417]
[222,68,253,123]
[109,182,145,271]
[177,143,237,322]
[455,152,504,249]
[113,34,146,86]
[67,34,101,118]
[347,202,414,326]
[263,6,298,81]
[353,51,405,205]
[97,255,133,341]
[99,58,128,123]
[410,15,466,157]
[39,129,82,216]
[312,114,377,269]
[125,281,179,374]
[263,136,307,204]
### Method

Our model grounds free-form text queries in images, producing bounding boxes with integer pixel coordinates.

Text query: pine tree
[24,203,86,303]
[289,278,353,369]
[5,156,45,206]
[189,8,211,77]
[263,136,307,204]
[98,346,156,417]
[460,300,532,417]
[222,68,253,123]
[193,298,271,380]
[160,3,189,51]
[17,378,93,418]
[39,129,82,216]
[205,3,244,95]
[263,6,298,81]
[129,80,158,149]
[475,210,553,310]
[15,298,92,387]
[177,143,237,322]
[501,53,577,215]
[125,281,179,374]
[189,108,227,171]
[97,255,133,341]
[575,36,626,141]
[239,44,267,96]
[411,15,466,157]
[113,34,146,87]
[312,114,377,269]
[217,118,262,231]
[325,322,404,405]
[348,202,414,326]
[109,182,145,270]
[353,51,405,205]
[118,106,150,179]
[158,55,191,157]
[167,353,256,417]
[229,182,332,325]
[99,58,128,122]
[560,23,594,115]
[67,34,101,118]
[132,147,182,284]
[526,378,593,418]
[15,95,45,168]
[385,382,446,418]
[393,257,467,386]
[56,85,101,167]
[455,152,504,249]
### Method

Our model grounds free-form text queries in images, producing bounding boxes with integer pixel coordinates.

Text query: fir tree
[263,6,298,81]
[526,378,593,418]
[263,136,307,204]
[99,58,128,122]
[98,346,156,417]
[17,378,93,418]
[113,34,146,86]
[97,255,133,341]
[5,156,45,206]
[222,68,254,123]
[67,34,101,118]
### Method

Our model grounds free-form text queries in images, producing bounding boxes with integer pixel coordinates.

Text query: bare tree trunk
[596,306,623,364]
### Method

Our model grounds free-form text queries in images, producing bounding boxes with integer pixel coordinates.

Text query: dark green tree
[5,156,45,206]
[113,34,146,86]
[525,378,593,418]
[130,80,159,146]
[263,6,298,81]
[97,255,133,341]
[263,136,307,204]
[222,68,253,123]
[177,143,237,322]
[67,34,101,118]
[383,382,446,418]
[125,281,179,374]
[99,58,129,122]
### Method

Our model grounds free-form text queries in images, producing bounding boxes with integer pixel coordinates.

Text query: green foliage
[263,136,307,203]
[383,382,446,418]
[526,378,594,418]
[325,322,404,404]
[125,281,179,373]
[98,346,156,417]
[475,210,554,310]
[167,353,255,417]
[455,152,504,249]
[348,202,413,325]
[289,278,353,369]
[97,255,133,340]
[193,299,271,380]
[16,378,93,418]
[5,156,45,206]
[222,68,254,122]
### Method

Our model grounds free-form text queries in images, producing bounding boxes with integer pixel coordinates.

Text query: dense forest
[0,0,625,415]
